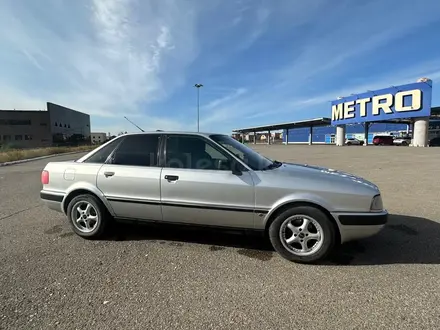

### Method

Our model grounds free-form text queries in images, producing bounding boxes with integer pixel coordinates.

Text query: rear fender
[62,181,115,216]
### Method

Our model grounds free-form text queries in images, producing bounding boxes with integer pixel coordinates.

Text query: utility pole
[194,83,203,132]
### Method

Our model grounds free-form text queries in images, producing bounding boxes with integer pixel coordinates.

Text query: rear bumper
[331,210,388,244]
[40,191,65,213]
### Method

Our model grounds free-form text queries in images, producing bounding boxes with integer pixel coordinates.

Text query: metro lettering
[394,89,422,112]
[344,101,355,119]
[356,97,370,117]
[372,94,393,115]
[331,88,423,121]
[331,103,344,121]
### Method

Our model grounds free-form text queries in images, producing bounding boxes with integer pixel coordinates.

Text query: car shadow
[107,220,274,255]
[104,214,440,265]
[326,214,440,265]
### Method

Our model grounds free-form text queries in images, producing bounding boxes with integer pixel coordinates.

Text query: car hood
[275,162,379,190]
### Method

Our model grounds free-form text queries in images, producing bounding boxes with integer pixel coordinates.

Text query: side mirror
[231,161,244,176]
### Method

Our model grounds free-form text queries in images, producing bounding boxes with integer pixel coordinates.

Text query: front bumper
[40,190,65,213]
[331,210,388,244]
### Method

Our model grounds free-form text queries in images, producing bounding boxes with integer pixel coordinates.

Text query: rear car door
[160,134,256,229]
[96,134,163,221]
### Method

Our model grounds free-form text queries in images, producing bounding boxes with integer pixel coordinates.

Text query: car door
[160,134,256,229]
[96,133,163,221]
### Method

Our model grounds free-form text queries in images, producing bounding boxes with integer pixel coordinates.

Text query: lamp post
[194,83,203,132]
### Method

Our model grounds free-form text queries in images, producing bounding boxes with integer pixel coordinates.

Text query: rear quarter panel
[42,161,110,213]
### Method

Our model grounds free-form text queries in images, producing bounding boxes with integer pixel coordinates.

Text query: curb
[0,151,91,167]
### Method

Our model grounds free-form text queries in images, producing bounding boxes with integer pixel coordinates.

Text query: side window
[165,135,231,170]
[218,142,245,160]
[205,144,228,161]
[83,138,122,163]
[111,134,160,167]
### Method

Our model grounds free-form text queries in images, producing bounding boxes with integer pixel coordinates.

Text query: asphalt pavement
[0,147,439,330]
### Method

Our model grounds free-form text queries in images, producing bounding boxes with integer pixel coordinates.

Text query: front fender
[61,181,116,216]
[261,193,334,229]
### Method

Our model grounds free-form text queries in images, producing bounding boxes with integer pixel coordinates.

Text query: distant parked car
[393,136,412,146]
[40,131,387,264]
[428,136,440,147]
[345,138,364,146]
[372,135,394,146]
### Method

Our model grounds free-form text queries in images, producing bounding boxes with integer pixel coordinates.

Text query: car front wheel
[268,206,337,264]
[66,194,109,239]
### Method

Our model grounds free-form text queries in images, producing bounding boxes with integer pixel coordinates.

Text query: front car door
[96,133,163,221]
[160,134,256,229]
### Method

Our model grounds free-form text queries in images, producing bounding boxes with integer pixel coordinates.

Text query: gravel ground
[0,146,439,330]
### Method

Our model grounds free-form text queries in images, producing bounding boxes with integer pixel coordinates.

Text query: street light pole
[194,83,203,132]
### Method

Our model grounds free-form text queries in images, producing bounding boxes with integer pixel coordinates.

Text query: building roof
[232,117,332,133]
[232,106,440,133]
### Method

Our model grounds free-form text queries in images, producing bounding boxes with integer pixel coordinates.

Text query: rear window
[83,138,122,163]
[111,134,160,167]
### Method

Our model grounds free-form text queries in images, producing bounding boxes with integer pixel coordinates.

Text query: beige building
[91,132,107,145]
[0,102,91,149]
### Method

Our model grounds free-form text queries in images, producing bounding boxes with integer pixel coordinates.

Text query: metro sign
[330,81,433,125]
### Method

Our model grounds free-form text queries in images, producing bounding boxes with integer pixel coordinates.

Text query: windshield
[210,134,275,171]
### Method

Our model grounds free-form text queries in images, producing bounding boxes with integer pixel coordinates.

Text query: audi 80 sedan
[40,132,388,263]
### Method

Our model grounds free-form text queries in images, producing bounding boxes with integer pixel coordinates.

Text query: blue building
[282,120,440,144]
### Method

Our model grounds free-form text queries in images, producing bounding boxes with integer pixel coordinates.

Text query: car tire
[66,194,109,239]
[401,141,408,146]
[268,206,336,264]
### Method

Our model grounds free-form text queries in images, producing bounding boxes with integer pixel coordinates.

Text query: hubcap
[279,215,324,256]
[71,201,99,233]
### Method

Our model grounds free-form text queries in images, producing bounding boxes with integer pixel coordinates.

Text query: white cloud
[1,0,439,136]
[203,88,248,110]
[197,0,440,130]
[276,0,440,86]
[204,61,440,126]
[0,0,199,122]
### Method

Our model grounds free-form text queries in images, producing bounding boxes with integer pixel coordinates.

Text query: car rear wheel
[66,194,109,239]
[268,206,336,264]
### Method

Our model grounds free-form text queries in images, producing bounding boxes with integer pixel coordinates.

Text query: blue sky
[1,0,440,135]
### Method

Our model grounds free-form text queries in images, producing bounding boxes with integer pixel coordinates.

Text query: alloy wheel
[71,200,100,233]
[279,215,324,256]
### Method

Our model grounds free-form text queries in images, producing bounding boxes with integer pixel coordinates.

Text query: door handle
[164,175,179,181]
[104,171,115,177]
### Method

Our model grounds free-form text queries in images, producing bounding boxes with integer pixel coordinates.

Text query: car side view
[40,132,388,263]
[372,135,394,146]
[345,138,364,146]
[428,136,440,147]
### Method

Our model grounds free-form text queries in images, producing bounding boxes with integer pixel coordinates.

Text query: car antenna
[124,116,145,132]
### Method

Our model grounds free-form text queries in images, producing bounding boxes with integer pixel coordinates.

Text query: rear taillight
[41,170,49,185]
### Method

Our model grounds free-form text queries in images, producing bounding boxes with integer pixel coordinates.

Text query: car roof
[118,131,227,138]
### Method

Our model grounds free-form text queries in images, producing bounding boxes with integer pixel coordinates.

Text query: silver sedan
[40,132,387,264]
